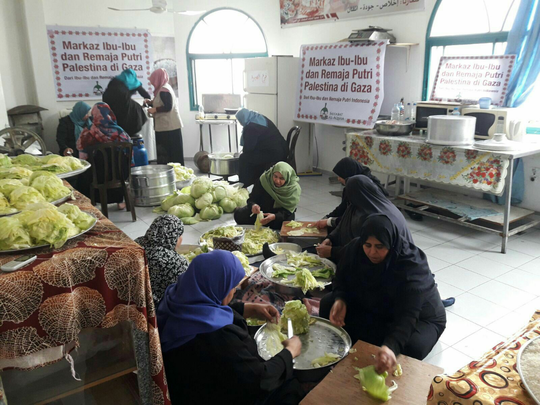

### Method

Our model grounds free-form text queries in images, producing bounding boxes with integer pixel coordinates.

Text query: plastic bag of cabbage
[0,202,96,250]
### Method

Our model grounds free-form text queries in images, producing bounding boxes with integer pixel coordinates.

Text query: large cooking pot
[131,165,176,206]
[427,115,476,146]
[208,152,240,176]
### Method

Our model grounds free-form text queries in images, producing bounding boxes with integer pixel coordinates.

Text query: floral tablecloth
[0,190,170,405]
[428,310,540,405]
[346,131,511,195]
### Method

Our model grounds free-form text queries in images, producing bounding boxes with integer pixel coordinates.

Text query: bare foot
[117,202,126,210]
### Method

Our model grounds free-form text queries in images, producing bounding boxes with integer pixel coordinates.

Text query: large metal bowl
[374,120,415,136]
[208,152,240,176]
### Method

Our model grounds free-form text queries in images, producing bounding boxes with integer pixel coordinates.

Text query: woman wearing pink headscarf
[145,68,184,165]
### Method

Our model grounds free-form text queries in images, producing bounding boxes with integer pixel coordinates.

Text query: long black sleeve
[56,117,76,155]
[332,242,355,303]
[155,91,173,113]
[327,197,347,219]
[136,85,151,99]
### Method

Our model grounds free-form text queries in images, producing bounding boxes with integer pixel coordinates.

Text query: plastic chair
[285,126,301,172]
[86,142,136,221]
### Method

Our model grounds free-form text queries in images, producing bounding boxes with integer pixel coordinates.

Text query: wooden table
[280,221,327,241]
[301,340,443,405]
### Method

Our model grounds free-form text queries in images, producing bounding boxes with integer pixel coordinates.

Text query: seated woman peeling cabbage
[234,162,301,230]
[157,250,305,405]
[320,215,446,373]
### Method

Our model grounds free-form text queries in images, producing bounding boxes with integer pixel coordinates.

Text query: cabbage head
[180,186,191,195]
[62,156,85,170]
[0,154,12,167]
[0,216,32,250]
[9,186,46,210]
[280,300,310,335]
[190,177,213,198]
[40,154,61,164]
[0,166,33,180]
[22,206,77,248]
[161,191,195,211]
[219,197,237,213]
[0,179,24,197]
[212,185,227,202]
[200,204,223,220]
[168,203,195,219]
[31,175,71,201]
[57,203,96,230]
[354,365,392,401]
[195,192,213,210]
[11,154,40,166]
[0,192,16,215]
[232,188,250,208]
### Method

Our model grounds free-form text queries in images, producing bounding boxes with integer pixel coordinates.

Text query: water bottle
[411,103,417,122]
[405,103,412,121]
[398,99,405,120]
[452,107,460,116]
[391,104,400,121]
[198,105,204,120]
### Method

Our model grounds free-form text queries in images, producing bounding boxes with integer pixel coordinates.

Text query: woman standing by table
[234,162,301,230]
[158,250,304,405]
[145,68,184,165]
[320,214,446,371]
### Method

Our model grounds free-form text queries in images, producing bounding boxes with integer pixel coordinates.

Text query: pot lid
[7,105,48,116]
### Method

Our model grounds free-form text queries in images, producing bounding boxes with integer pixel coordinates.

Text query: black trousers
[156,128,184,165]
[255,378,305,405]
[319,293,445,360]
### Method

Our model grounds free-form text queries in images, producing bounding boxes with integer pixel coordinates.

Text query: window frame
[422,0,511,101]
[186,7,269,111]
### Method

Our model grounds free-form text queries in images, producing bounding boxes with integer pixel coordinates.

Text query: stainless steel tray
[255,316,351,370]
[0,212,97,253]
[56,159,91,179]
[269,242,302,254]
[259,253,336,290]
[516,335,540,404]
[0,191,73,218]
[199,224,279,257]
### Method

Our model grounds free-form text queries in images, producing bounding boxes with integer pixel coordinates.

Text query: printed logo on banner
[320,103,329,120]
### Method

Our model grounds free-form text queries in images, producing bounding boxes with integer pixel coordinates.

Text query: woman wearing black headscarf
[316,174,410,262]
[320,215,446,371]
[316,157,388,230]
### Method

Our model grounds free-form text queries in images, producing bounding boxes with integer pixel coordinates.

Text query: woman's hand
[316,244,332,258]
[329,299,346,327]
[321,238,332,246]
[316,219,327,230]
[251,204,261,215]
[375,346,397,375]
[260,213,275,225]
[63,148,74,156]
[282,336,302,358]
[148,107,157,114]
[144,99,152,106]
[244,303,280,324]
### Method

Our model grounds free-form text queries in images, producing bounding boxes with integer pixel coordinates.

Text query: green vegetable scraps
[286,251,323,268]
[265,323,287,357]
[393,364,403,377]
[354,365,398,402]
[168,162,195,182]
[246,318,266,326]
[283,268,325,294]
[271,263,297,278]
[232,250,252,276]
[200,225,243,248]
[179,245,209,263]
[311,352,341,367]
[311,266,335,279]
[280,300,310,335]
[242,228,279,255]
[254,211,264,231]
[285,220,303,228]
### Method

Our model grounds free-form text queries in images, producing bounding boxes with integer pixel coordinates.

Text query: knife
[287,318,295,363]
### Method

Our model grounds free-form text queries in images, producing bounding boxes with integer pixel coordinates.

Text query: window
[186,8,268,111]
[423,0,521,100]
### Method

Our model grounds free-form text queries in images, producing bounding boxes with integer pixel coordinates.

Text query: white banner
[430,55,516,106]
[46,26,153,101]
[281,0,424,27]
[295,41,388,128]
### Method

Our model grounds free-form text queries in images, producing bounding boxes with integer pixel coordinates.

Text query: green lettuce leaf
[0,216,32,250]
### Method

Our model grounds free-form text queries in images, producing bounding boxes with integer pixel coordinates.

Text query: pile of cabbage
[168,162,195,182]
[242,228,279,255]
[199,225,244,248]
[0,202,96,250]
[159,177,250,223]
[0,173,71,215]
[0,153,86,178]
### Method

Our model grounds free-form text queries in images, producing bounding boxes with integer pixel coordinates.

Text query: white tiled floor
[106,164,540,376]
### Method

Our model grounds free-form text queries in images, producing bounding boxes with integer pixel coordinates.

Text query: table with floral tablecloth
[0,190,170,405]
[346,131,511,195]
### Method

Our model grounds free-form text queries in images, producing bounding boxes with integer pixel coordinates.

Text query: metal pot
[208,152,240,176]
[131,165,176,207]
[427,115,476,146]
[374,120,415,136]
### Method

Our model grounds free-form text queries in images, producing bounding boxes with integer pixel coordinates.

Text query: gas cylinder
[132,136,149,167]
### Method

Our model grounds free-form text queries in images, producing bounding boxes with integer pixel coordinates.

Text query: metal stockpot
[131,165,176,206]
[208,152,240,176]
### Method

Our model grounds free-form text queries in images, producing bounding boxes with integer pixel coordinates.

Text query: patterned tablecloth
[346,131,511,195]
[0,190,170,405]
[428,311,540,404]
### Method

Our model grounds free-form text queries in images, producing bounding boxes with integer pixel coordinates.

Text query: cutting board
[280,221,327,238]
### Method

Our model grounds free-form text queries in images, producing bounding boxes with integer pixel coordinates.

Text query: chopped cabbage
[200,226,243,247]
[280,300,310,335]
[195,192,213,210]
[311,352,341,367]
[284,269,325,294]
[11,154,40,166]
[62,156,85,171]
[286,251,322,268]
[30,174,71,202]
[271,263,296,278]
[311,267,335,279]
[168,162,195,181]
[0,179,24,198]
[190,177,213,198]
[9,186,46,210]
[219,197,237,213]
[246,318,266,326]
[0,216,32,250]
[254,211,264,231]
[0,154,12,167]
[57,203,96,230]
[23,205,77,248]
[29,171,57,184]
[232,250,251,275]
[179,245,209,263]
[168,203,195,219]
[242,228,279,255]
[200,204,223,220]
[39,154,61,164]
[0,166,33,181]
[265,323,287,357]
[354,365,395,401]
[271,246,284,254]
[286,220,303,228]
[393,364,403,377]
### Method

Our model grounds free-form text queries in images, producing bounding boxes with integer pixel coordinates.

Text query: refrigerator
[243,56,312,173]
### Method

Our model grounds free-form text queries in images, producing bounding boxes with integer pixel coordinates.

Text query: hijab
[76,103,132,153]
[157,250,246,353]
[333,157,388,196]
[135,215,188,307]
[236,108,267,127]
[69,102,92,141]
[149,68,170,96]
[116,69,142,91]
[259,162,301,213]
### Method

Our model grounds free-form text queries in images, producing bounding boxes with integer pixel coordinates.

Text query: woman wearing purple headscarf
[157,250,305,405]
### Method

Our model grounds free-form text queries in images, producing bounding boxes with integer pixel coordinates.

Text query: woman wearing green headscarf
[234,162,301,230]
[56,101,92,157]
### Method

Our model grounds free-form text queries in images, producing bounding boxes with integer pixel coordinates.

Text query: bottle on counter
[411,103,417,122]
[197,105,205,120]
[405,103,412,121]
[451,107,460,116]
[398,98,405,120]
[391,104,400,121]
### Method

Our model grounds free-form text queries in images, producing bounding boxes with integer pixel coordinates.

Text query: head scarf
[236,108,267,127]
[135,215,188,306]
[333,157,388,196]
[69,102,92,141]
[149,68,170,96]
[76,103,132,152]
[331,175,413,247]
[259,161,301,212]
[115,69,142,91]
[157,250,246,352]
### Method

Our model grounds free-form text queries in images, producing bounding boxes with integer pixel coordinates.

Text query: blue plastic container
[133,137,149,167]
